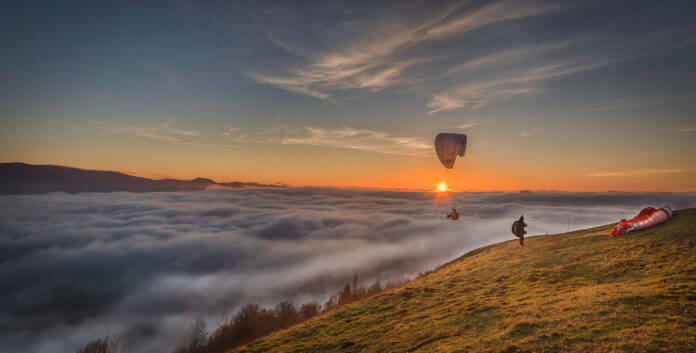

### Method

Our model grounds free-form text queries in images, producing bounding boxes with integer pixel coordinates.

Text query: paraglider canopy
[434,133,467,169]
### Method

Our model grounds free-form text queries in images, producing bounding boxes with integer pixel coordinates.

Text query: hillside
[237,208,696,352]
[0,162,285,194]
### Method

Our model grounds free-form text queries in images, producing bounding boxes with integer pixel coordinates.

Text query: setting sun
[438,183,447,192]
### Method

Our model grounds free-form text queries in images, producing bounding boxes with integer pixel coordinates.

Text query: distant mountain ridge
[0,162,286,194]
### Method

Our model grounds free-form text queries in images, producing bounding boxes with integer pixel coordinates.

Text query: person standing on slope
[512,215,527,246]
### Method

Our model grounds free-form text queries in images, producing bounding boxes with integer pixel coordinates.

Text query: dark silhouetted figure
[446,207,459,220]
[511,215,527,246]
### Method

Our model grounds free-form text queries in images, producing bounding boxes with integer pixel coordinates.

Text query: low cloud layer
[1,189,694,352]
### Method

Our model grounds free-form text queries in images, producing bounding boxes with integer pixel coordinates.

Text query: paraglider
[434,133,467,220]
[447,208,459,220]
[511,215,527,246]
[611,205,673,236]
[434,133,467,169]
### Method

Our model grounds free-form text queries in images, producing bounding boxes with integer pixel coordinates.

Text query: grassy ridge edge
[237,208,696,352]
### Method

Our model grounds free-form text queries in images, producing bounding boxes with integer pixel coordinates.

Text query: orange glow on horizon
[5,140,695,192]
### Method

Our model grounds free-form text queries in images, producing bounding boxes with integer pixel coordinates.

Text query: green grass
[236,208,696,352]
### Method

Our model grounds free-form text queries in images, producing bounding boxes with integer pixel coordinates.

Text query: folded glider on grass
[611,205,673,236]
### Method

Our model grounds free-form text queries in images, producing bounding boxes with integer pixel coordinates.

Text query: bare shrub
[76,335,124,353]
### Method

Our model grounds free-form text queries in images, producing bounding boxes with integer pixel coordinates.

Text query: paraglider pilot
[511,215,527,246]
[447,207,459,221]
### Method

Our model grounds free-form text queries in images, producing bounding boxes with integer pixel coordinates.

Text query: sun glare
[438,183,447,192]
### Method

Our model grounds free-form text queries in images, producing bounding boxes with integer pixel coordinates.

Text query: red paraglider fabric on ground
[633,207,656,221]
[610,206,670,236]
[611,219,632,236]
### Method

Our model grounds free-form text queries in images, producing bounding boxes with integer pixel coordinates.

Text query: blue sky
[1,0,695,190]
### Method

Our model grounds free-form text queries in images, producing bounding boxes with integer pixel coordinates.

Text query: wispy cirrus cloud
[443,38,584,76]
[671,70,696,79]
[245,0,571,103]
[245,72,332,100]
[458,119,482,129]
[519,128,540,137]
[588,93,696,111]
[95,121,429,155]
[424,48,662,113]
[94,121,201,143]
[242,0,695,114]
[587,166,696,177]
[222,124,431,156]
[421,0,566,40]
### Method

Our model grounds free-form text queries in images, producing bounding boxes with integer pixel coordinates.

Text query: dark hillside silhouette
[0,162,286,194]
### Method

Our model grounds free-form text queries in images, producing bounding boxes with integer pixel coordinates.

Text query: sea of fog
[1,188,694,352]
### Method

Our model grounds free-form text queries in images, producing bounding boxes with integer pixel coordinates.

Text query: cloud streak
[95,122,202,143]
[519,128,540,137]
[241,0,694,113]
[245,0,571,104]
[223,124,432,156]
[586,166,696,178]
[1,189,695,352]
[588,93,696,112]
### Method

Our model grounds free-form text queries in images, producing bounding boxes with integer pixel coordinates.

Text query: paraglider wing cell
[434,133,467,169]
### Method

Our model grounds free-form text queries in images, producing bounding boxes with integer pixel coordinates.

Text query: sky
[2,189,695,352]
[1,0,695,191]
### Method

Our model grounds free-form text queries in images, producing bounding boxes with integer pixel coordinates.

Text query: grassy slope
[238,209,696,352]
